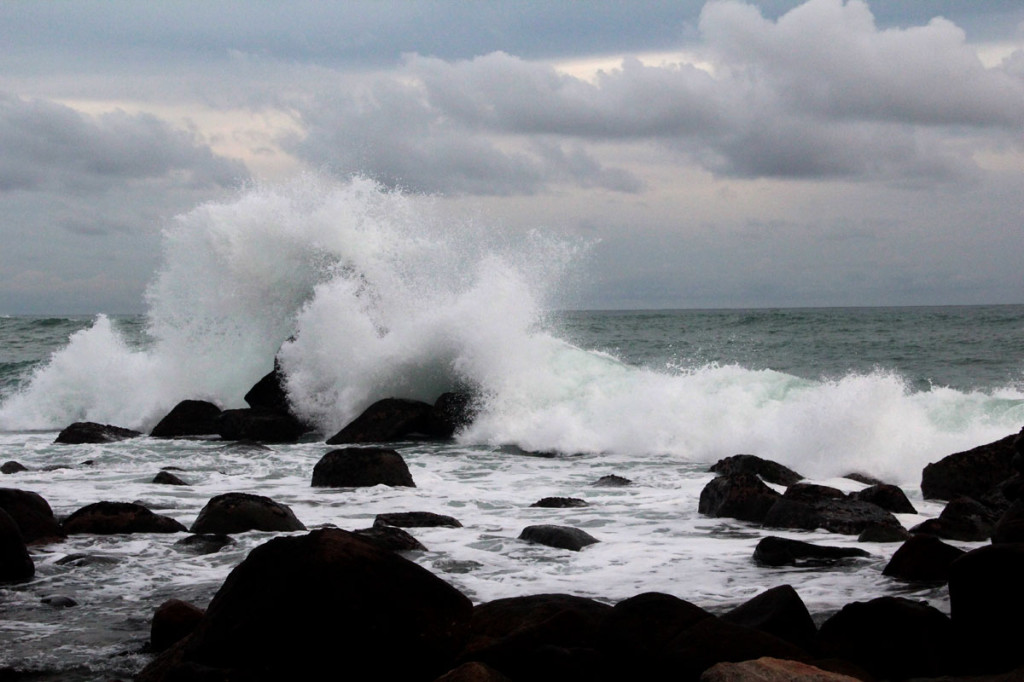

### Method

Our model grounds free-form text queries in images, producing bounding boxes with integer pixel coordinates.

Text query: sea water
[1,176,1022,679]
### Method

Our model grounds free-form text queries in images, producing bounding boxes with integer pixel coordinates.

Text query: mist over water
[1,175,1022,484]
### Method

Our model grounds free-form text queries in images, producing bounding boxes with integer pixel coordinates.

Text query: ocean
[1,177,1022,679]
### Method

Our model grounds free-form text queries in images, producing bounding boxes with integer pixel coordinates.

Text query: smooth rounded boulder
[518,525,599,551]
[62,502,186,535]
[150,400,222,438]
[311,447,416,487]
[0,488,64,543]
[190,492,306,534]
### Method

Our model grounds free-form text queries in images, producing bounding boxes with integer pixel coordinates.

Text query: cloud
[284,0,1022,193]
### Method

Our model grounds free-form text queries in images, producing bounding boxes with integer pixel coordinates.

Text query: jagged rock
[701,657,860,681]
[882,535,965,583]
[135,529,473,681]
[216,407,307,443]
[519,524,599,551]
[1,461,27,474]
[530,497,589,508]
[151,599,204,653]
[62,502,186,535]
[0,507,33,583]
[190,492,305,534]
[710,455,803,486]
[698,473,781,524]
[326,397,437,444]
[311,447,416,488]
[921,433,1017,501]
[753,536,870,567]
[175,533,235,555]
[373,511,462,528]
[592,474,632,487]
[851,483,917,514]
[54,421,141,444]
[150,400,222,438]
[910,496,999,541]
[353,525,426,551]
[817,596,954,679]
[0,488,65,543]
[152,470,189,486]
[720,585,817,652]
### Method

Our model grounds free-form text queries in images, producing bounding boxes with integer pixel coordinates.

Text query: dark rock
[701,657,860,681]
[948,543,1024,674]
[518,525,599,551]
[190,492,305,534]
[152,470,189,486]
[817,596,954,679]
[135,528,473,681]
[325,397,437,444]
[244,359,290,413]
[992,498,1024,543]
[63,501,186,534]
[150,400,222,438]
[1,461,27,474]
[55,553,120,567]
[851,483,917,514]
[663,617,810,680]
[592,474,632,487]
[910,496,999,541]
[882,535,965,583]
[843,472,885,486]
[54,421,141,444]
[428,391,480,438]
[311,447,416,487]
[175,534,236,555]
[0,488,65,543]
[353,525,427,551]
[857,523,911,543]
[0,507,34,582]
[721,585,817,652]
[710,454,803,486]
[374,511,462,528]
[921,433,1017,501]
[764,496,903,535]
[530,497,589,508]
[754,536,870,567]
[151,599,204,653]
[698,473,781,524]
[434,661,513,682]
[597,592,713,671]
[41,595,77,608]
[215,407,307,443]
[782,483,846,503]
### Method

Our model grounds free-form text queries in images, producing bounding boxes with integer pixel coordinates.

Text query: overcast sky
[1,0,1021,313]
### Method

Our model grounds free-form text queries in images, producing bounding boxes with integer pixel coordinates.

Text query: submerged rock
[175,533,235,555]
[151,599,205,653]
[311,447,416,488]
[54,422,141,444]
[592,474,632,487]
[152,470,189,486]
[62,501,186,535]
[374,511,462,528]
[753,536,870,567]
[530,497,589,508]
[1,461,28,474]
[518,524,599,551]
[190,492,306,534]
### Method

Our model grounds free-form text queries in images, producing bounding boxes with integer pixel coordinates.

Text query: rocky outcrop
[54,422,141,444]
[136,528,473,681]
[62,502,186,534]
[311,447,416,487]
[325,393,479,444]
[921,433,1017,501]
[189,492,305,534]
[150,400,222,438]
[763,484,903,535]
[518,525,599,551]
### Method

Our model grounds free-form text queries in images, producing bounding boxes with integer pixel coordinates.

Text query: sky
[0,0,1021,313]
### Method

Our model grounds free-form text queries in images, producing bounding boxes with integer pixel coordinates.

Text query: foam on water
[1,175,1021,485]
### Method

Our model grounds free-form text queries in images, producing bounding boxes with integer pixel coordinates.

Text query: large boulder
[326,398,437,444]
[62,502,186,535]
[597,592,713,668]
[882,535,965,583]
[921,433,1017,501]
[753,536,870,567]
[709,455,803,486]
[701,657,860,681]
[698,473,781,524]
[518,525,599,551]
[216,407,307,443]
[763,496,902,535]
[0,507,34,583]
[136,528,473,681]
[150,599,204,653]
[427,391,480,439]
[244,359,291,413]
[720,585,817,652]
[910,495,999,541]
[311,447,416,487]
[0,488,64,543]
[54,421,141,444]
[189,492,306,534]
[150,400,222,438]
[851,483,917,514]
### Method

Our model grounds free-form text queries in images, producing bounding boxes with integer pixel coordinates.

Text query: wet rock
[663,617,811,680]
[244,359,291,413]
[0,488,65,543]
[311,447,416,488]
[519,525,599,551]
[921,433,1017,501]
[698,473,781,524]
[710,455,803,486]
[1,461,27,474]
[764,496,903,535]
[911,496,998,541]
[782,483,846,503]
[150,400,223,438]
[353,525,427,551]
[992,499,1024,543]
[843,472,885,486]
[62,501,186,535]
[215,407,307,443]
[136,528,473,681]
[175,533,236,555]
[325,397,437,444]
[55,553,120,567]
[720,585,817,652]
[54,421,141,444]
[882,535,965,583]
[753,536,870,567]
[701,657,860,681]
[857,523,911,543]
[374,511,462,528]
[0,507,33,583]
[41,595,77,608]
[598,592,713,667]
[851,483,917,514]
[530,497,589,508]
[152,470,189,486]
[434,661,513,682]
[428,391,480,438]
[592,474,632,487]
[190,492,306,534]
[151,599,205,653]
[817,596,954,680]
